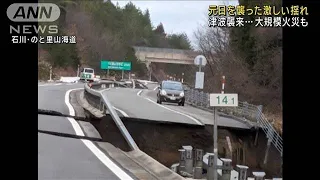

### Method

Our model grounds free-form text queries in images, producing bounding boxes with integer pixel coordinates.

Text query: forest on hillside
[38,0,192,79]
[38,0,282,132]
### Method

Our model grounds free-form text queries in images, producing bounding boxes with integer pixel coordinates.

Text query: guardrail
[184,88,283,157]
[84,81,139,150]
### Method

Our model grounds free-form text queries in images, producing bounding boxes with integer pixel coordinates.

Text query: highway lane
[105,81,250,129]
[103,87,249,129]
[38,83,133,180]
[103,88,203,125]
[141,89,250,129]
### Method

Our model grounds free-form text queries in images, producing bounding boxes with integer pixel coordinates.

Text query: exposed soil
[85,110,282,178]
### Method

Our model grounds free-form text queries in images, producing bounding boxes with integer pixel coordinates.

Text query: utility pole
[77,64,80,77]
[149,67,152,81]
[49,66,52,82]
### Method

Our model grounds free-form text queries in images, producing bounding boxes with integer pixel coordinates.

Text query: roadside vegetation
[193,0,282,133]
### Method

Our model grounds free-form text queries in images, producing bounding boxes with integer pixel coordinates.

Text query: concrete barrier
[59,76,80,83]
[174,145,282,180]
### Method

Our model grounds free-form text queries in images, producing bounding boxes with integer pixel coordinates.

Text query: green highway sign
[101,60,132,71]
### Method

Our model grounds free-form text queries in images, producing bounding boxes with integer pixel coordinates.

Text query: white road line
[137,90,203,125]
[113,106,129,117]
[65,88,134,180]
[38,83,79,87]
[103,88,128,117]
[153,86,158,91]
[137,90,142,96]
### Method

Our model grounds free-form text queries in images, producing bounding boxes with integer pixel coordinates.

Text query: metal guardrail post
[206,93,210,108]
[236,165,249,180]
[182,145,193,174]
[199,91,203,106]
[206,153,214,180]
[256,105,263,124]
[243,102,248,118]
[195,90,199,106]
[194,149,203,179]
[99,98,102,111]
[264,122,275,164]
[252,172,266,180]
[220,158,232,180]
[194,90,198,105]
[185,91,189,102]
[190,89,194,104]
[257,105,263,117]
[178,149,186,172]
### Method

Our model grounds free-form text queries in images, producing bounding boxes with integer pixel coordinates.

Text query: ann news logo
[7,3,60,35]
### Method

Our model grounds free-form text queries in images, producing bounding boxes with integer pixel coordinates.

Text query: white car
[80,68,95,82]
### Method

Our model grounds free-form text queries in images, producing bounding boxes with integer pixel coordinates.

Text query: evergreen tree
[124,47,147,77]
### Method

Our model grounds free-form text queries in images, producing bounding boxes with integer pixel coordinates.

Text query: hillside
[38,0,192,79]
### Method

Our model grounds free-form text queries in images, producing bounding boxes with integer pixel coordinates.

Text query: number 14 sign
[209,93,238,107]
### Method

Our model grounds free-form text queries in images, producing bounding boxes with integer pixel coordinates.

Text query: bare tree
[65,5,124,68]
[193,16,252,94]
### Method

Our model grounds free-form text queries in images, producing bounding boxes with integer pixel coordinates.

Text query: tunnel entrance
[85,110,282,178]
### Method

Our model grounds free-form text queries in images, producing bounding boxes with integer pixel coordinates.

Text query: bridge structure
[133,46,200,81]
[133,46,199,66]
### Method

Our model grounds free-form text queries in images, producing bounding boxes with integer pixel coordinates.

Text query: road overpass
[133,46,199,65]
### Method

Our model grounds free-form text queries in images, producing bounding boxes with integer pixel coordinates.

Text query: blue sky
[111,0,239,48]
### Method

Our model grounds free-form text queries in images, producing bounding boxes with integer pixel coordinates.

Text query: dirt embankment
[86,112,282,178]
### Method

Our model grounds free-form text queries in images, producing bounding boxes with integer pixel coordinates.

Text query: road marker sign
[194,55,207,66]
[195,72,204,89]
[194,55,207,90]
[209,93,238,107]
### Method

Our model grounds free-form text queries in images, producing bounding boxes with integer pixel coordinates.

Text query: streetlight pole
[149,62,152,81]
[77,64,80,77]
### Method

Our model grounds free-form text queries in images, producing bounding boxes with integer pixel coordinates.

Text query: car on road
[157,80,185,106]
[80,68,95,82]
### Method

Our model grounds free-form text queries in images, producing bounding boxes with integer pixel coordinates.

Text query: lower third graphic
[11,35,77,44]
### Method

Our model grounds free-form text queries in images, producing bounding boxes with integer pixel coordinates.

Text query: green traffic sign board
[101,60,132,71]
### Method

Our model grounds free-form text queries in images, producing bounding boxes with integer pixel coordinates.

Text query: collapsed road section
[69,82,282,179]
